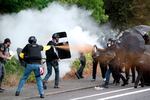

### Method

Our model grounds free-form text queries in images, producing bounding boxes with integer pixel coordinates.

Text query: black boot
[40,94,44,98]
[75,72,81,79]
[121,80,128,86]
[140,83,144,87]
[134,85,138,88]
[134,83,138,88]
[102,82,109,88]
[121,82,127,86]
[15,91,20,96]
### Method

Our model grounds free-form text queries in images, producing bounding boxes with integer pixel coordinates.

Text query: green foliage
[58,0,108,23]
[104,0,133,30]
[71,53,92,70]
[0,0,108,23]
[104,0,150,30]
[5,57,36,83]
[79,0,108,23]
[27,72,36,83]
[5,57,23,75]
[129,0,150,26]
[72,58,80,69]
[148,32,150,35]
[0,0,53,13]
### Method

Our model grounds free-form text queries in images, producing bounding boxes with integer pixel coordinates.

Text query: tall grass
[4,57,36,87]
[63,53,94,80]
[4,53,94,86]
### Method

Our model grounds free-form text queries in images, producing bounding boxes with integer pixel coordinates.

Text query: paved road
[1,78,150,100]
[30,85,150,100]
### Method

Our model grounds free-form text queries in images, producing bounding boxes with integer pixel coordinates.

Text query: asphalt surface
[30,84,150,100]
[0,78,100,100]
[0,78,150,100]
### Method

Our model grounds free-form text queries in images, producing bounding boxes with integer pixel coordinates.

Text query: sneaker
[15,91,20,96]
[103,78,106,82]
[40,94,44,98]
[95,86,104,90]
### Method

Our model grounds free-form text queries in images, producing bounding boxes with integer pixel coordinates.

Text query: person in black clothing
[15,36,49,98]
[143,34,150,44]
[43,34,60,89]
[91,45,107,81]
[100,63,107,80]
[0,38,11,93]
[125,66,135,83]
[134,66,144,88]
[91,45,98,81]
[75,52,86,79]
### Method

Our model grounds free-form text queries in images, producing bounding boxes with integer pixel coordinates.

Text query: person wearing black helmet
[0,38,11,93]
[143,34,150,44]
[15,36,50,98]
[43,34,60,89]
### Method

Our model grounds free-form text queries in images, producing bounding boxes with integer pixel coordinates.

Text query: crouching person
[15,36,50,98]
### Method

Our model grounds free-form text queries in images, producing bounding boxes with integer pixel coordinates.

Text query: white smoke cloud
[0,2,115,79]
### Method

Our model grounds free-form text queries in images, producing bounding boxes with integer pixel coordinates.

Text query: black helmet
[52,34,59,39]
[28,36,37,44]
[108,38,113,42]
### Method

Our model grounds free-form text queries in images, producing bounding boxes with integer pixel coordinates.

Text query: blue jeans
[105,68,112,83]
[43,61,59,86]
[16,64,44,95]
[0,62,5,88]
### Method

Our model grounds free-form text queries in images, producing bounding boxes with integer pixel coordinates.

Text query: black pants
[112,68,126,84]
[109,62,126,84]
[125,66,135,82]
[135,66,144,86]
[92,60,98,79]
[92,60,107,79]
[100,63,107,79]
[77,64,85,77]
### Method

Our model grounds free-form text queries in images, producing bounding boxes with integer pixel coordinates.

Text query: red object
[40,67,44,75]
